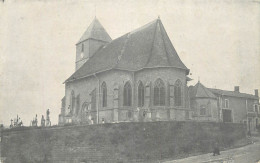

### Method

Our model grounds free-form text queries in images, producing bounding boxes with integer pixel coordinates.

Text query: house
[189,81,259,132]
[209,87,259,132]
[189,81,219,122]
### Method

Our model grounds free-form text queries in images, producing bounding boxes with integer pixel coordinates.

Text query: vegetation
[1,121,246,163]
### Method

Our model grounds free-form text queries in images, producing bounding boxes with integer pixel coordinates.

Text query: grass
[1,121,247,163]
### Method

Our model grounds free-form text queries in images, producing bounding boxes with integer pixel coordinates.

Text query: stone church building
[58,18,259,131]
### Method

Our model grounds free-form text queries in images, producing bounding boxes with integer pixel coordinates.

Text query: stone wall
[62,67,189,124]
[1,121,246,163]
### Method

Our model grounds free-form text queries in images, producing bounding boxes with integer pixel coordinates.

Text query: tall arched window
[123,82,132,106]
[101,82,107,107]
[174,80,182,106]
[70,90,75,113]
[154,79,165,106]
[138,81,144,107]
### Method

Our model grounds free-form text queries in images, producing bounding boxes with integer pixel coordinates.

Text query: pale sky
[0,0,259,126]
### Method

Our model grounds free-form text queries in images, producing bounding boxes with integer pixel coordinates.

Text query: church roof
[66,18,189,83]
[209,88,258,100]
[189,82,217,99]
[77,18,112,44]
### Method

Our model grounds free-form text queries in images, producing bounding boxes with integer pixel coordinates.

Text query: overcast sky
[0,0,259,126]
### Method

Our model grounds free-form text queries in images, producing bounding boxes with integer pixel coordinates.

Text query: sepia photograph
[0,0,260,162]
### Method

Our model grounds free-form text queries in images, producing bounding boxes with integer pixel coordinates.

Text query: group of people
[9,115,23,128]
[31,109,51,127]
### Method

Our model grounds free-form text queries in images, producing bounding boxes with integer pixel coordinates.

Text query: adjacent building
[209,87,259,132]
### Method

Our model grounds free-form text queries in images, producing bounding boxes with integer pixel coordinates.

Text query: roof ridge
[144,19,159,67]
[209,88,255,96]
[158,19,172,66]
[158,18,189,72]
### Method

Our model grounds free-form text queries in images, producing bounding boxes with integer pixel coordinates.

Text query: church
[58,17,259,132]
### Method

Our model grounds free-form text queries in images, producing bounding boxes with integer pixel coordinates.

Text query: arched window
[76,94,80,115]
[70,90,75,113]
[138,81,144,107]
[154,79,165,106]
[174,80,182,106]
[101,82,107,107]
[123,82,132,106]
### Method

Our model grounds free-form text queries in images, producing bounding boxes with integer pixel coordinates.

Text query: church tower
[75,18,112,71]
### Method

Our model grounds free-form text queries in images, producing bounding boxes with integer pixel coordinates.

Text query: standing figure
[10,119,13,128]
[35,114,38,127]
[46,109,51,126]
[16,115,19,125]
[41,115,45,127]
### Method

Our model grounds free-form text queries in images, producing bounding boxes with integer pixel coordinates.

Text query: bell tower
[75,18,112,71]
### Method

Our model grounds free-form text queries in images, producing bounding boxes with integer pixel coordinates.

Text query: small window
[200,105,206,115]
[224,99,229,108]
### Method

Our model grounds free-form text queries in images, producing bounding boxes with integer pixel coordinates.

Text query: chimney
[234,86,239,92]
[255,89,258,97]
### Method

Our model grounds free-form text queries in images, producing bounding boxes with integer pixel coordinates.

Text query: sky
[0,0,259,126]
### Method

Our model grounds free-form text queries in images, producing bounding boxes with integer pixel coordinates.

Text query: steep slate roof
[66,18,189,83]
[209,88,258,100]
[189,82,217,99]
[77,18,112,44]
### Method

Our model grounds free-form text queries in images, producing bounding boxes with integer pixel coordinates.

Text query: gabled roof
[189,82,217,99]
[209,88,258,100]
[66,18,189,83]
[77,18,112,44]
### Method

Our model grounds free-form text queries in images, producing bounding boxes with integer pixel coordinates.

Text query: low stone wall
[0,121,246,163]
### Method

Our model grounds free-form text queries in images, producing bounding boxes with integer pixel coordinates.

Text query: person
[213,142,220,156]
[35,114,38,126]
[10,119,13,128]
[41,115,45,127]
[47,109,50,119]
[46,109,51,126]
